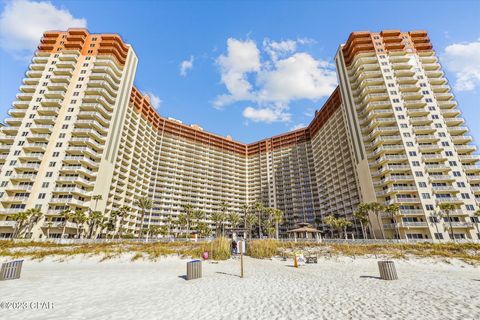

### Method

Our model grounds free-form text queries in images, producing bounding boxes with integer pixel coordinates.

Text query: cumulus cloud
[214,37,337,123]
[144,91,162,109]
[0,0,87,58]
[215,38,261,108]
[180,55,194,76]
[243,106,291,123]
[443,39,480,91]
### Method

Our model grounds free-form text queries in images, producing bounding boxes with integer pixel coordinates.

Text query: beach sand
[0,255,479,320]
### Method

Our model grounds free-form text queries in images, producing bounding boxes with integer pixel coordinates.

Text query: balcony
[429,175,455,182]
[400,221,428,228]
[404,100,427,108]
[435,197,463,204]
[8,108,26,117]
[432,186,458,193]
[30,124,53,133]
[50,75,71,83]
[26,70,43,78]
[34,116,57,126]
[437,101,457,109]
[449,222,474,228]
[5,118,22,126]
[0,221,17,228]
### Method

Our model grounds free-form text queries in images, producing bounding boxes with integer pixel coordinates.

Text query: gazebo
[286,223,322,242]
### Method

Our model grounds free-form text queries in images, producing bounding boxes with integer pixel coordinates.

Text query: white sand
[0,255,479,320]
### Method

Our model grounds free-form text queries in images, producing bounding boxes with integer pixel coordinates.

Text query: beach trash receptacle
[0,260,23,281]
[202,251,209,260]
[377,260,398,280]
[187,260,202,280]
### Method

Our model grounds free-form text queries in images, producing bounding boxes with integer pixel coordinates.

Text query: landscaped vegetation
[1,239,479,264]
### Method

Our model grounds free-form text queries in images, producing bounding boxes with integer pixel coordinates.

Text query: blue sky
[0,0,479,144]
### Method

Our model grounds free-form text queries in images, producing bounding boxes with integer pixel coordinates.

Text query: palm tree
[115,206,130,239]
[60,209,72,239]
[439,203,456,241]
[72,209,88,238]
[25,208,43,238]
[240,204,249,230]
[369,202,386,239]
[272,208,284,240]
[12,210,31,239]
[385,204,400,239]
[134,197,152,238]
[228,212,241,231]
[164,215,173,238]
[219,201,229,236]
[181,204,195,237]
[147,225,161,239]
[473,209,480,235]
[92,195,102,211]
[245,213,257,240]
[87,211,103,239]
[336,217,352,239]
[324,215,338,238]
[353,208,369,239]
[210,211,225,237]
[357,203,376,239]
[430,210,443,240]
[254,202,265,238]
[177,214,188,237]
[196,222,210,237]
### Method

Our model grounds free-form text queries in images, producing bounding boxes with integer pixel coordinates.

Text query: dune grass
[1,239,479,264]
[247,239,279,259]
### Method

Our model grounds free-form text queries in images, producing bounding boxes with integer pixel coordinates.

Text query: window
[76,84,82,88]
[48,162,56,167]
[52,152,59,157]
[415,171,424,177]
[398,115,405,119]
[432,115,439,119]
[68,108,74,112]
[453,171,461,177]
[80,70,86,74]
[466,205,474,211]
[422,90,430,95]
[409,151,417,156]
[395,107,402,111]
[55,143,62,147]
[435,124,442,128]
[38,193,46,199]
[403,133,411,137]
[392,98,400,103]
[448,161,457,166]
[457,182,465,187]
[5,171,12,177]
[434,233,444,240]
[426,98,433,102]
[422,193,431,199]
[439,133,446,137]
[461,193,470,199]
[42,182,49,188]
[0,182,7,187]
[59,133,66,138]
[65,116,71,120]
[13,151,20,156]
[426,205,434,211]
[441,142,449,146]
[62,125,68,129]
[73,92,79,96]
[406,142,413,146]
[412,161,420,166]
[46,172,53,178]
[446,151,453,156]
[419,182,427,187]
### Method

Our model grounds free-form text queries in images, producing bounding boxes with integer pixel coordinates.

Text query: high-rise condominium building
[0,29,478,240]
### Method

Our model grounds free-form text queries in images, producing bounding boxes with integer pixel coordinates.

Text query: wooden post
[240,241,244,278]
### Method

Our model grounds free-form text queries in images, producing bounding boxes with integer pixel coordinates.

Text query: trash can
[187,260,202,280]
[377,260,398,280]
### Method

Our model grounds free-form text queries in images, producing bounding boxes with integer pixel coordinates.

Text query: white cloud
[243,106,291,123]
[214,37,337,123]
[215,38,261,108]
[180,55,194,76]
[443,39,480,91]
[290,123,306,131]
[263,38,297,61]
[0,0,87,57]
[144,91,162,109]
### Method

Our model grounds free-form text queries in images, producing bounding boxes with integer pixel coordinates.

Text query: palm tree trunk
[275,221,279,240]
[447,212,455,241]
[61,223,67,239]
[139,210,145,238]
[359,220,366,239]
[375,212,385,239]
